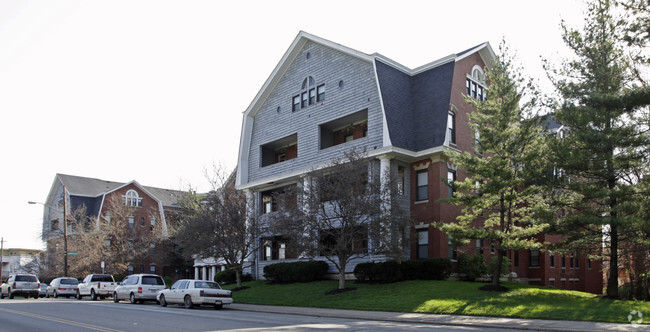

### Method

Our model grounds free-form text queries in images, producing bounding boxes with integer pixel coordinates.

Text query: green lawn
[223,280,649,324]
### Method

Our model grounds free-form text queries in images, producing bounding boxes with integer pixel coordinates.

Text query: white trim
[372,57,392,148]
[236,145,446,191]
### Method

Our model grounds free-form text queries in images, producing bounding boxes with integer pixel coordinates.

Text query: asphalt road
[0,297,525,331]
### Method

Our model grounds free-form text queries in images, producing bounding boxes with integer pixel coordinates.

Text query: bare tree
[173,166,259,288]
[269,151,413,290]
[61,196,164,277]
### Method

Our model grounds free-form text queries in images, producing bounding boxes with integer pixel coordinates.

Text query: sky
[0,0,587,250]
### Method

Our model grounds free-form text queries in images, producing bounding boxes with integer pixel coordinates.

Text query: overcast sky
[0,0,586,250]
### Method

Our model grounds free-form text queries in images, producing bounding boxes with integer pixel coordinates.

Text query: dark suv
[1,274,40,299]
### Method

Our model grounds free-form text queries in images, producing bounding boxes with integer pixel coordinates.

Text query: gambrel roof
[237,31,495,187]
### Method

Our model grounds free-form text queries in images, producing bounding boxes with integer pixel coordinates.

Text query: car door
[166,280,182,303]
[117,276,131,299]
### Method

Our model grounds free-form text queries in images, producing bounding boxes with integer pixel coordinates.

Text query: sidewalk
[230,304,641,331]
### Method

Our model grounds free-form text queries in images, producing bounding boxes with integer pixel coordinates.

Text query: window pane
[317,84,325,102]
[309,88,316,105]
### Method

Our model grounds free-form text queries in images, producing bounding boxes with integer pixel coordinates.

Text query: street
[0,297,522,331]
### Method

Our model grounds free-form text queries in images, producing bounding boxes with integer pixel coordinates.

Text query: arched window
[466,65,487,101]
[293,76,324,112]
[123,189,142,207]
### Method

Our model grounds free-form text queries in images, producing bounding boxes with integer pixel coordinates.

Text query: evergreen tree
[545,0,650,298]
[437,42,551,289]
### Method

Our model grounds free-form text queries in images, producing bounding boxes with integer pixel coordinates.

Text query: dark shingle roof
[57,174,184,207]
[375,59,455,151]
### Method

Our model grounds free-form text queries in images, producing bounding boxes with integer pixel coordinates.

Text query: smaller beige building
[1,248,44,280]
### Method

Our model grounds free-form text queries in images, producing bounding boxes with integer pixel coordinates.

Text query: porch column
[211,266,217,281]
[194,266,199,279]
[202,266,208,281]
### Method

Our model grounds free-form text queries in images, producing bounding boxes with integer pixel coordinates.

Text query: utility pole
[1,237,5,281]
[63,185,68,277]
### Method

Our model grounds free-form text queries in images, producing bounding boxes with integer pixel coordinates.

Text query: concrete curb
[229,304,640,331]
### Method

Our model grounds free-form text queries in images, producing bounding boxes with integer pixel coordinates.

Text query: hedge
[214,268,253,284]
[263,261,329,283]
[354,258,452,283]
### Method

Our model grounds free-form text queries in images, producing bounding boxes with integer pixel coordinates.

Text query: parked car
[113,274,165,304]
[157,279,232,310]
[47,277,79,298]
[77,274,117,300]
[39,283,48,298]
[0,274,40,299]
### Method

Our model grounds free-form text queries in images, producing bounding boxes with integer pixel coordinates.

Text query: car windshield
[141,276,164,285]
[194,281,221,289]
[61,279,78,285]
[16,275,37,282]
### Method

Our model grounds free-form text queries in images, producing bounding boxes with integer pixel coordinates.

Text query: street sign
[67,252,78,255]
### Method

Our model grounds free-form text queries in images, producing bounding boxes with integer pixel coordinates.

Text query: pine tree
[546,0,650,298]
[437,42,551,290]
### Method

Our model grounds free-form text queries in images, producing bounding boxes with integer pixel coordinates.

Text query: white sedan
[157,279,232,310]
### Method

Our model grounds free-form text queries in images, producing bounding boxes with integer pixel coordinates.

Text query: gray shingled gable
[375,59,455,151]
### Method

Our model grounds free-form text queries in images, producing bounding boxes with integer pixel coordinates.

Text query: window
[140,264,145,273]
[261,134,298,167]
[474,130,481,154]
[417,229,429,258]
[51,219,59,231]
[128,216,134,230]
[530,249,540,267]
[476,239,484,255]
[140,217,145,226]
[447,169,456,197]
[319,109,368,149]
[149,265,156,274]
[416,170,428,201]
[550,253,555,268]
[123,190,142,207]
[447,111,456,144]
[397,167,405,195]
[127,265,134,274]
[466,66,487,101]
[150,218,156,230]
[262,236,295,261]
[447,235,457,260]
[319,227,368,256]
[150,243,156,254]
[569,252,574,268]
[292,77,323,112]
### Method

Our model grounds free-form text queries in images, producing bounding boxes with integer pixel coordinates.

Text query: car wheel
[76,290,82,300]
[184,295,193,309]
[159,294,167,307]
[45,292,49,298]
[34,293,39,299]
[8,291,14,299]
[129,293,137,304]
[0,291,4,299]
[214,303,223,310]
[53,291,58,298]
[90,289,97,301]
[113,292,119,303]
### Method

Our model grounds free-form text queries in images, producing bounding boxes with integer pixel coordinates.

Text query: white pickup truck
[76,274,117,300]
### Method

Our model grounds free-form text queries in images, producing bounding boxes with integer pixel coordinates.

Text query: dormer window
[466,65,487,101]
[123,189,142,207]
[292,76,324,112]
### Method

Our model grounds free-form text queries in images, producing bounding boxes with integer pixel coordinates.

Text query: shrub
[163,276,173,288]
[401,258,452,280]
[214,268,252,284]
[353,262,374,282]
[457,253,487,281]
[368,261,402,283]
[263,261,329,283]
[487,256,512,277]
